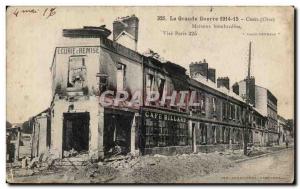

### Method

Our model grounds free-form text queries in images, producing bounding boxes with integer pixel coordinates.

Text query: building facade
[28,15,280,160]
[30,109,51,158]
[278,115,294,145]
[233,79,279,145]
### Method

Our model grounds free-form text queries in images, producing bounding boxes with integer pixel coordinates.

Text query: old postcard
[6,6,295,184]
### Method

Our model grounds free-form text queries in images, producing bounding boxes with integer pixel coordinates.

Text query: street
[180,148,294,183]
[7,147,294,184]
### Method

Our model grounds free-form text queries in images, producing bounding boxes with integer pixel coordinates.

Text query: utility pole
[244,41,252,155]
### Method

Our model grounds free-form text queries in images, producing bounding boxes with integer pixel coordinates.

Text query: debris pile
[63,148,78,158]
[110,152,233,183]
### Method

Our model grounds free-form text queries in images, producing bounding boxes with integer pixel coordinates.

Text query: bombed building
[18,15,282,161]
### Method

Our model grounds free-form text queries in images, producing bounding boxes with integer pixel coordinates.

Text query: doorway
[103,111,133,157]
[63,112,90,157]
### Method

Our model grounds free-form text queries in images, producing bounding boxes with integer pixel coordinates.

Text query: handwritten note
[12,7,56,19]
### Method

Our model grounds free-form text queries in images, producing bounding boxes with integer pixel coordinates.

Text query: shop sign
[57,47,100,55]
[144,110,186,123]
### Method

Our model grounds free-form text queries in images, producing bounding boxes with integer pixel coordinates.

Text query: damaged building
[50,16,142,160]
[26,15,282,161]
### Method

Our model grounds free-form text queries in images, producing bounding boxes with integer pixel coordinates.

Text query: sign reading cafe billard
[144,111,187,123]
[57,47,100,55]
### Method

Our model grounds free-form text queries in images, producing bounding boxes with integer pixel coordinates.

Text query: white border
[1,0,298,189]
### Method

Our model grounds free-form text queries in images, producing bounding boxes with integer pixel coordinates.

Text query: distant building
[278,115,294,145]
[30,109,51,158]
[234,77,256,106]
[233,78,278,145]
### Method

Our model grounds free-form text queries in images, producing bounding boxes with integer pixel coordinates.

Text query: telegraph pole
[244,41,252,155]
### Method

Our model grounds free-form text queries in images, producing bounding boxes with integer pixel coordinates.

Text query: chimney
[62,25,111,38]
[189,59,208,79]
[207,68,216,83]
[232,82,239,95]
[217,77,230,90]
[113,15,139,51]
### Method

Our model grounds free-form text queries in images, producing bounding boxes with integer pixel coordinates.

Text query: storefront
[140,108,190,155]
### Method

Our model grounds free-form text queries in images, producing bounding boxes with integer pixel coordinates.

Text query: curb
[234,147,293,163]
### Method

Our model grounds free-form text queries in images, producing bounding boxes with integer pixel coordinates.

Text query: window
[232,105,235,120]
[201,94,206,114]
[192,91,202,113]
[116,63,126,91]
[212,97,216,113]
[158,120,167,147]
[177,123,188,145]
[67,56,87,90]
[236,106,240,121]
[212,126,216,144]
[196,123,207,144]
[158,78,165,100]
[200,123,207,144]
[222,102,226,119]
[145,118,157,147]
[227,103,230,119]
[146,74,155,105]
[146,74,154,92]
[144,118,188,148]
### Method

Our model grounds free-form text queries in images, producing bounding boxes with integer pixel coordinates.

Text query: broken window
[194,91,202,113]
[116,63,126,91]
[67,56,87,91]
[146,74,156,105]
[158,78,165,101]
[146,74,154,92]
[97,73,108,94]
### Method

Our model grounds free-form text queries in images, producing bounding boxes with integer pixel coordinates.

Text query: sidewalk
[223,145,293,162]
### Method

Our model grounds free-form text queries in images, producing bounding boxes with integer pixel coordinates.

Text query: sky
[6,6,294,123]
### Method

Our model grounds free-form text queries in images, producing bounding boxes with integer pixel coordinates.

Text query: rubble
[28,157,39,169]
[21,157,30,168]
[7,144,292,183]
[63,149,78,158]
[153,154,167,158]
[110,152,233,183]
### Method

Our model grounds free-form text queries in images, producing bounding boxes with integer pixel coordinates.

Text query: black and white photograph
[5,6,295,184]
